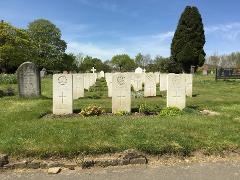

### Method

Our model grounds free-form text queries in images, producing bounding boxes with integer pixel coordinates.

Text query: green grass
[0,75,240,158]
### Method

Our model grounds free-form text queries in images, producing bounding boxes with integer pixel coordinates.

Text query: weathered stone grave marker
[73,74,84,99]
[132,73,143,91]
[17,62,41,98]
[53,74,73,114]
[167,74,186,109]
[112,73,131,113]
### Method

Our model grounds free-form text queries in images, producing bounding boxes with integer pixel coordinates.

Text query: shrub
[114,111,130,116]
[138,103,160,115]
[80,105,104,117]
[0,74,17,84]
[87,93,101,99]
[159,107,182,116]
[0,90,4,97]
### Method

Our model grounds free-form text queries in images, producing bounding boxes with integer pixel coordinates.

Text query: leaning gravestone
[185,74,193,97]
[160,73,168,91]
[167,74,186,110]
[53,74,73,115]
[144,73,156,97]
[73,74,84,99]
[112,73,131,113]
[17,62,41,98]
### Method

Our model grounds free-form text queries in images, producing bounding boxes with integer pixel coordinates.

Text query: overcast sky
[1,0,240,60]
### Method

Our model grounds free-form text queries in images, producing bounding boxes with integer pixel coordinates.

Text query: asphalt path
[0,162,240,180]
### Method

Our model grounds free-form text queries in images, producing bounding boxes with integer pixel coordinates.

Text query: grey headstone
[17,62,41,98]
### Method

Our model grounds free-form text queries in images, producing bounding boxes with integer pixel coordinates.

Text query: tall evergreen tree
[171,6,205,73]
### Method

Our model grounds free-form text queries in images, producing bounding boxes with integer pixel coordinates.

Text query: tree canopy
[171,6,205,73]
[111,54,135,72]
[27,19,67,70]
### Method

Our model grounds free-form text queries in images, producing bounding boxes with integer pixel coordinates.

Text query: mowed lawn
[0,75,240,158]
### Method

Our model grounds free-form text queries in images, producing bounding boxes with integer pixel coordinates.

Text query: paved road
[0,162,240,180]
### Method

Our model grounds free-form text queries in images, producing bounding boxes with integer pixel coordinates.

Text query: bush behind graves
[0,74,17,84]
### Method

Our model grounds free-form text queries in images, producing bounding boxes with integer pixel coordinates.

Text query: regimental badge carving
[117,75,125,86]
[172,75,181,88]
[58,75,68,85]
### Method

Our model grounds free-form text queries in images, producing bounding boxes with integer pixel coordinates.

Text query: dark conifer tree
[171,6,205,73]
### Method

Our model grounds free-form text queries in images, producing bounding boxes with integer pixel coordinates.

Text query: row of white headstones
[53,72,192,115]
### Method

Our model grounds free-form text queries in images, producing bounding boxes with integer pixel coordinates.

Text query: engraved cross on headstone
[91,67,96,73]
[59,92,67,104]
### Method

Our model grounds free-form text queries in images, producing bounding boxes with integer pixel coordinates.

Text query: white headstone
[73,74,84,99]
[105,73,113,97]
[132,73,143,91]
[112,73,131,113]
[84,73,90,90]
[144,73,156,97]
[185,74,192,97]
[53,74,73,114]
[167,74,186,110]
[160,73,168,91]
[100,71,105,78]
[135,67,143,74]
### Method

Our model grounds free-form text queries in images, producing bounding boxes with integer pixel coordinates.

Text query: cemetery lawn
[0,75,240,158]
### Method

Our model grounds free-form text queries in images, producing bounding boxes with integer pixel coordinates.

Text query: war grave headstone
[40,68,46,78]
[99,71,105,78]
[185,74,193,97]
[160,73,168,91]
[167,73,186,110]
[84,73,90,90]
[132,73,143,91]
[135,67,143,74]
[73,74,84,99]
[144,73,156,97]
[105,73,113,97]
[17,62,41,98]
[112,73,131,113]
[53,74,73,115]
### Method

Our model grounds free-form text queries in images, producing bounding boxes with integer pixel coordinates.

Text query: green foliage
[80,104,104,117]
[0,87,15,97]
[138,103,160,115]
[111,54,135,72]
[0,22,34,73]
[114,111,130,116]
[159,107,182,116]
[171,6,205,73]
[0,74,17,84]
[27,19,67,70]
[78,56,111,73]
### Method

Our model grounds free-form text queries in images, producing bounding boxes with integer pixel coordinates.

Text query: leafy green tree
[27,19,67,70]
[0,21,34,73]
[78,56,106,72]
[135,53,144,67]
[58,53,78,72]
[171,6,205,73]
[111,54,135,72]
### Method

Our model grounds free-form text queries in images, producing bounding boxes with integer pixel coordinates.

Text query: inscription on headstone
[17,62,40,98]
[144,73,156,97]
[112,73,131,113]
[53,74,73,115]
